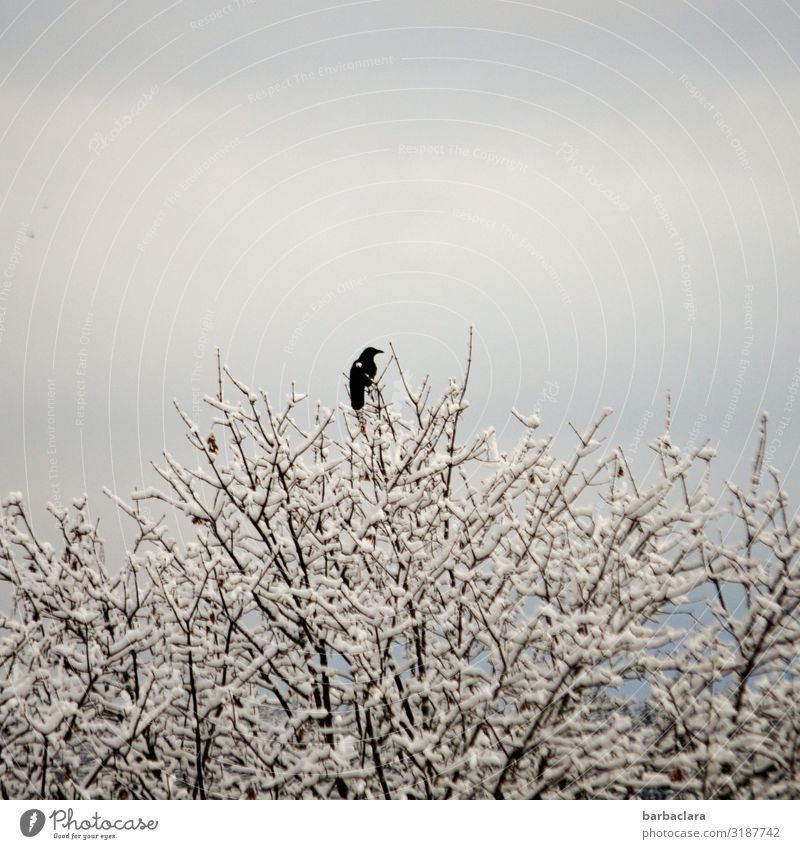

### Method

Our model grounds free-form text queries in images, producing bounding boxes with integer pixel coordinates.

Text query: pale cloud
[1,0,799,562]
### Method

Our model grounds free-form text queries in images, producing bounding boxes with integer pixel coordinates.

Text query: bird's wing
[349,362,366,410]
[350,382,365,410]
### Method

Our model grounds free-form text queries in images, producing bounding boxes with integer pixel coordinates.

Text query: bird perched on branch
[349,346,383,411]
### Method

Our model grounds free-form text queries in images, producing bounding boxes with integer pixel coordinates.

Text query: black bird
[349,346,383,410]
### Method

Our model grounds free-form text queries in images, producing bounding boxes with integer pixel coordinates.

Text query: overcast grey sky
[1,0,799,556]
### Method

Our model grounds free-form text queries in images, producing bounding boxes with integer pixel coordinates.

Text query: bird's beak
[376,349,384,354]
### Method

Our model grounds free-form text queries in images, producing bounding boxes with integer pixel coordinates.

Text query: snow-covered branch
[1,357,798,799]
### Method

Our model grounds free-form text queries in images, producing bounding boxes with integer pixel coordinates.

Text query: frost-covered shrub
[1,352,799,799]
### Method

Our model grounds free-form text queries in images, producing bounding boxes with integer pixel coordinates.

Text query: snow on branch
[1,351,799,800]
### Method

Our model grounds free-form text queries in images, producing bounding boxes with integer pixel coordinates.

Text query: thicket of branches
[1,345,799,799]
